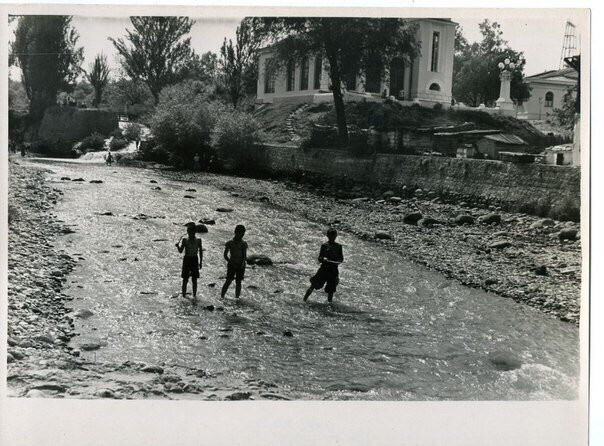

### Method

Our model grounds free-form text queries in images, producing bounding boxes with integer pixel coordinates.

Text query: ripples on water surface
[35,160,580,400]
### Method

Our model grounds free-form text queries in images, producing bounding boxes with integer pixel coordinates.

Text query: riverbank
[6,158,289,400]
[168,168,582,325]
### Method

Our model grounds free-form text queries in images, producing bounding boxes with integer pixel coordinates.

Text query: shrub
[79,132,106,152]
[110,128,123,138]
[433,102,443,111]
[123,122,143,142]
[149,80,222,166]
[301,125,341,149]
[109,137,128,151]
[211,109,264,153]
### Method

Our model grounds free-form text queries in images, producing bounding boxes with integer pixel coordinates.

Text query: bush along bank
[6,159,289,400]
[172,169,582,325]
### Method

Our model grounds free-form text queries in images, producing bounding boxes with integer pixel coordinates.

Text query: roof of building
[545,144,573,152]
[525,67,578,84]
[481,134,528,145]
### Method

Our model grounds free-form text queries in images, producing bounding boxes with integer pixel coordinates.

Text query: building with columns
[256,18,456,107]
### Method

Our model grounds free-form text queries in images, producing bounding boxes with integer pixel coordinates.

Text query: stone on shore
[216,207,233,213]
[478,213,501,225]
[489,240,512,249]
[89,180,103,184]
[247,254,273,266]
[403,212,423,225]
[488,351,522,371]
[382,190,395,200]
[141,365,164,374]
[95,389,115,398]
[558,228,578,241]
[7,352,15,363]
[419,217,439,227]
[80,342,102,351]
[225,391,252,400]
[454,214,475,225]
[199,218,216,225]
[375,231,393,240]
[74,309,94,319]
[534,265,548,276]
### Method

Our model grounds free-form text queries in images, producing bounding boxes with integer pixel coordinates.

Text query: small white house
[256,18,456,107]
[523,68,577,120]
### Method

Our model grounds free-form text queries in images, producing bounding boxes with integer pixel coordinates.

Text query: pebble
[141,365,164,374]
[80,342,102,351]
[216,207,234,213]
[375,231,392,240]
[489,241,512,249]
[403,212,423,225]
[283,330,294,337]
[454,214,475,225]
[225,391,252,400]
[246,254,273,266]
[95,388,115,398]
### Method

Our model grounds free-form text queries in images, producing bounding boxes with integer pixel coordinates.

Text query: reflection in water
[37,160,579,400]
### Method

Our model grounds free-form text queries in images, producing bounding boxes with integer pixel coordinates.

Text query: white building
[256,18,456,107]
[523,68,578,120]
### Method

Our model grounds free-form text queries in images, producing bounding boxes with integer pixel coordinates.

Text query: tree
[85,53,111,107]
[110,17,195,103]
[183,51,218,84]
[11,15,83,120]
[250,18,420,144]
[218,18,260,108]
[453,20,530,107]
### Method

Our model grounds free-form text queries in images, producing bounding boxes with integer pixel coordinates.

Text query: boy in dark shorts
[304,228,344,303]
[176,222,203,301]
[221,225,248,299]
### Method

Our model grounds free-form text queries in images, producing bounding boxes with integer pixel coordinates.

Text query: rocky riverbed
[6,158,289,400]
[170,168,582,325]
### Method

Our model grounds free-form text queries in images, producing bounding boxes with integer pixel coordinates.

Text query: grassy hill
[254,100,550,148]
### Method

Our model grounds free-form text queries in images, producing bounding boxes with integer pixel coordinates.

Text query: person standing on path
[303,228,344,303]
[221,225,248,299]
[176,222,203,302]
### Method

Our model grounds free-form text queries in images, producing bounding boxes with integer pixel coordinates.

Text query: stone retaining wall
[38,107,118,142]
[222,144,581,220]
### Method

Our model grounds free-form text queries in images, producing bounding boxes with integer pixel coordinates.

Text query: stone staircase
[285,103,310,142]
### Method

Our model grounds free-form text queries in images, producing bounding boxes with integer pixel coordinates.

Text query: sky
[8,11,586,80]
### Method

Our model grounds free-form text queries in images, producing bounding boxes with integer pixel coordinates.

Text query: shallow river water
[34,159,580,400]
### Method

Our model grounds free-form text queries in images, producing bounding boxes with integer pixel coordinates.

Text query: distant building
[256,18,456,107]
[544,144,576,166]
[523,68,578,120]
[474,134,529,160]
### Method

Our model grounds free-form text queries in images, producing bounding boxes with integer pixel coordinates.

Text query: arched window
[545,91,554,107]
[429,83,441,91]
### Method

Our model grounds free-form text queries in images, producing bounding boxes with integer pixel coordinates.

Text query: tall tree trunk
[325,50,349,146]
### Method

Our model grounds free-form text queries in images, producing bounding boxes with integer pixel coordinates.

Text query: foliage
[11,15,84,120]
[79,132,106,152]
[123,122,143,141]
[69,80,94,106]
[453,21,531,106]
[211,108,263,152]
[110,17,195,103]
[103,78,155,116]
[183,51,218,84]
[137,138,171,163]
[148,80,223,165]
[551,86,578,131]
[110,137,128,151]
[250,17,420,144]
[8,78,30,110]
[85,53,111,107]
[218,18,260,108]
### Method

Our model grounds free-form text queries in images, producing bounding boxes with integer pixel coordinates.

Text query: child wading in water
[221,225,248,299]
[304,228,344,303]
[176,222,203,302]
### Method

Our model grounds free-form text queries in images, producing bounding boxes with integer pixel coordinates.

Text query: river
[30,158,579,401]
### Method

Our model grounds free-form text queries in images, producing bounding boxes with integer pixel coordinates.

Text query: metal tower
[559,21,578,69]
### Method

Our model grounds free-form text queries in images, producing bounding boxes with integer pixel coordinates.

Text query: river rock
[283,330,294,337]
[99,211,114,216]
[141,365,164,374]
[184,195,195,199]
[8,349,25,360]
[403,212,423,225]
[95,388,115,398]
[80,342,101,351]
[540,218,556,227]
[34,334,55,344]
[258,195,270,202]
[19,340,33,348]
[454,214,475,225]
[478,213,501,225]
[74,309,94,319]
[247,254,273,266]
[488,351,522,371]
[199,218,216,225]
[389,196,402,204]
[150,180,158,184]
[204,305,215,312]
[89,180,103,184]
[153,186,162,191]
[26,389,45,398]
[225,391,252,401]
[216,207,233,213]
[489,240,512,249]
[261,393,290,400]
[60,176,71,181]
[7,352,15,363]
[530,221,544,230]
[382,190,395,199]
[195,224,208,233]
[485,278,498,286]
[558,228,578,241]
[426,191,438,200]
[186,188,197,192]
[534,265,548,276]
[375,231,393,240]
[419,217,439,227]
[72,178,85,182]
